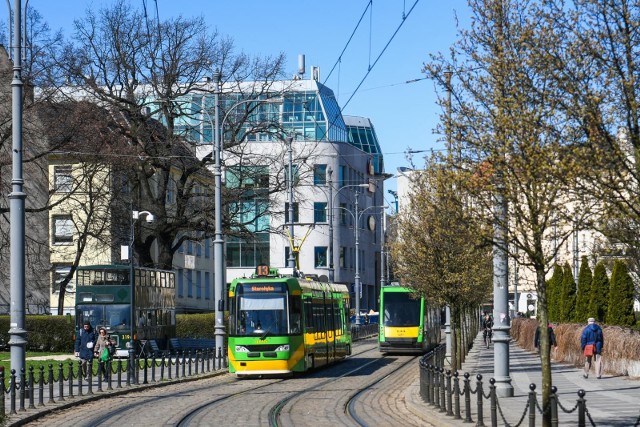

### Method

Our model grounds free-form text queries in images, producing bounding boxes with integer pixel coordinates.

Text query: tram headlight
[235,345,250,353]
[275,344,290,352]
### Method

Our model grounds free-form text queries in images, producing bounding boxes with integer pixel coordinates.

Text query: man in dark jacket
[581,317,604,379]
[75,320,97,379]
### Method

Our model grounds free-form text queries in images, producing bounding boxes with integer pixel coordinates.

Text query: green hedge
[0,313,222,352]
[176,313,215,338]
[0,315,76,352]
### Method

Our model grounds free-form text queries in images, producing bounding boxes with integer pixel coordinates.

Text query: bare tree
[47,0,293,270]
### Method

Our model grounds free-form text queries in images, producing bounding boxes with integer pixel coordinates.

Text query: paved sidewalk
[406,332,640,426]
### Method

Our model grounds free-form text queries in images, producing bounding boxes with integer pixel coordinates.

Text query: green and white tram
[75,264,176,357]
[228,265,352,377]
[378,284,441,353]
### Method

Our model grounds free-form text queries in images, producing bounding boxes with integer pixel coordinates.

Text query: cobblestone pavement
[7,339,432,427]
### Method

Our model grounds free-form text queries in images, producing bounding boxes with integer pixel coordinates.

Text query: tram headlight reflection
[275,344,290,352]
[235,345,250,353]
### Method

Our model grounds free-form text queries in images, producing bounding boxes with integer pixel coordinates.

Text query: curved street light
[200,75,283,358]
[129,209,154,383]
[335,193,387,327]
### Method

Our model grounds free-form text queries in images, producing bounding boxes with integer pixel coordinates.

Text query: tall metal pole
[354,189,361,326]
[213,70,226,357]
[9,0,26,382]
[327,167,334,282]
[493,171,513,397]
[129,214,136,383]
[380,209,385,288]
[287,136,295,271]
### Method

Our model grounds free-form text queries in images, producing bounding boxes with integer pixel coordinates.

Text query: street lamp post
[205,73,283,359]
[287,136,295,270]
[129,209,154,384]
[327,181,369,283]
[336,198,387,326]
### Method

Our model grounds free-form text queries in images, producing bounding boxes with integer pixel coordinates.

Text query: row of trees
[391,1,640,424]
[548,256,637,327]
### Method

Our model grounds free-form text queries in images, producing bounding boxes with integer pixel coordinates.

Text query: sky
[25,0,470,206]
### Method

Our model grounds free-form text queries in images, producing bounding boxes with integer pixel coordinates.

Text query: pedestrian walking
[74,320,97,380]
[94,327,115,381]
[581,317,604,379]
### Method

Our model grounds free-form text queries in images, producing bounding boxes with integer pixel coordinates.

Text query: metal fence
[0,348,227,417]
[418,354,615,427]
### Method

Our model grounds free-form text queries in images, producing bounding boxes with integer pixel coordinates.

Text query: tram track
[173,341,381,427]
[344,355,419,426]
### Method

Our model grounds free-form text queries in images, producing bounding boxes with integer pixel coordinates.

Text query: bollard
[0,367,5,416]
[528,384,537,427]
[453,371,461,420]
[151,355,157,383]
[97,361,103,392]
[206,348,211,372]
[446,369,453,416]
[550,386,558,427]
[188,350,193,376]
[47,364,54,404]
[489,378,497,427]
[126,356,131,386]
[217,347,222,370]
[463,372,472,423]
[117,358,123,389]
[476,374,485,427]
[439,368,446,413]
[160,354,166,381]
[87,360,94,395]
[68,361,74,398]
[10,369,16,415]
[38,366,46,406]
[57,363,65,402]
[577,389,586,427]
[434,366,441,409]
[195,351,200,375]
[27,366,35,409]
[429,364,436,405]
[143,355,149,384]
[419,359,427,402]
[181,351,187,378]
[427,364,435,405]
[106,359,113,391]
[19,367,26,412]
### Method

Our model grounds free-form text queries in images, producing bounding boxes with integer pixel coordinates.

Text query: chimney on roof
[296,54,305,80]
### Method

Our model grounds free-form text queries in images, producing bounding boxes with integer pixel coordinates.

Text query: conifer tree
[588,262,609,323]
[574,256,592,322]
[547,265,563,322]
[560,263,576,322]
[607,260,636,327]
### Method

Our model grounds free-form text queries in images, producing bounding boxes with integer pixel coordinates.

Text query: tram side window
[290,296,302,334]
[304,299,313,332]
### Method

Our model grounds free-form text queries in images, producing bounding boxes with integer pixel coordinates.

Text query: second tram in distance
[228,265,352,377]
[378,284,441,353]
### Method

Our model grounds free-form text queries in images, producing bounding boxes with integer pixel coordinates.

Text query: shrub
[0,315,76,352]
[176,313,215,338]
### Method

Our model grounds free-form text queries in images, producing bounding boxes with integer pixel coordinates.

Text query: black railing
[0,347,227,418]
[417,356,629,427]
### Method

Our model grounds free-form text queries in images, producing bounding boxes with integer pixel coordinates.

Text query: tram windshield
[77,304,130,331]
[383,293,421,326]
[232,283,300,336]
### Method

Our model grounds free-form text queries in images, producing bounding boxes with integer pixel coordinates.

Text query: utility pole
[287,136,296,272]
[328,167,334,282]
[8,0,27,382]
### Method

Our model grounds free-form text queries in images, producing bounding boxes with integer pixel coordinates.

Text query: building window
[196,271,202,299]
[177,269,184,298]
[339,247,346,268]
[205,272,211,300]
[339,165,346,187]
[205,239,211,258]
[314,202,327,223]
[54,166,73,192]
[52,265,73,294]
[187,270,193,298]
[313,164,327,185]
[226,234,270,267]
[339,203,347,226]
[284,202,299,223]
[52,215,74,244]
[314,246,328,268]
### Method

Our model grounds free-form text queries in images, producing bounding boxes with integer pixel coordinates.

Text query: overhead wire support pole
[8,0,27,383]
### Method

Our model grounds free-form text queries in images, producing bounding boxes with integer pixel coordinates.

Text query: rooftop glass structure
[344,115,384,174]
[170,80,351,145]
